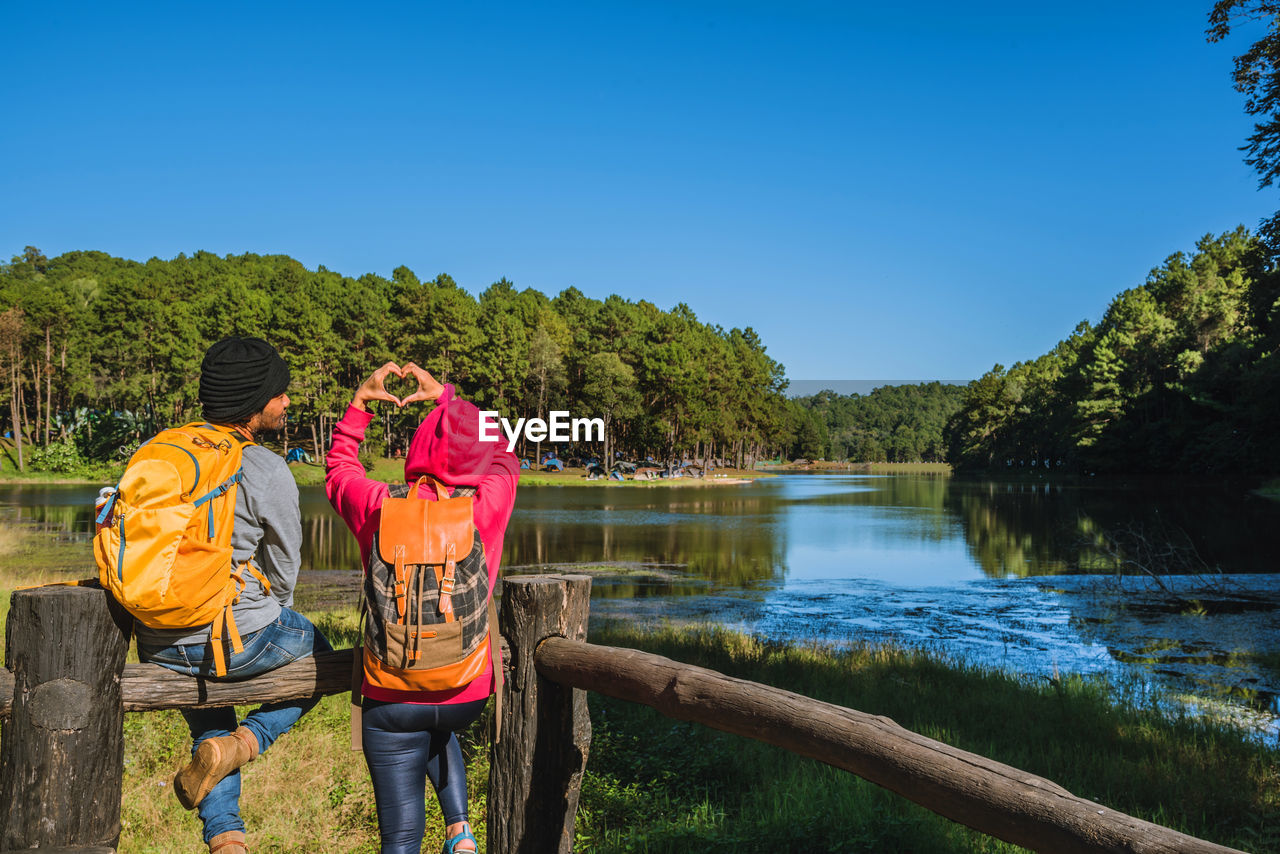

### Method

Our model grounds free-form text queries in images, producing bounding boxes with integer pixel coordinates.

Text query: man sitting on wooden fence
[127,338,332,854]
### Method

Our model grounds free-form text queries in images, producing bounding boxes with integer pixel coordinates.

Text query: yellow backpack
[94,422,264,676]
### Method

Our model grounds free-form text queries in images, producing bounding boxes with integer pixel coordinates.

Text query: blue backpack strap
[194,469,244,539]
[95,489,119,526]
[193,469,243,507]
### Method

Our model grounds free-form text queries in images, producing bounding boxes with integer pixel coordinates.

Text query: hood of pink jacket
[404,384,497,487]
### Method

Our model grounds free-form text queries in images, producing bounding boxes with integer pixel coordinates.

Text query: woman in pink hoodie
[326,362,519,854]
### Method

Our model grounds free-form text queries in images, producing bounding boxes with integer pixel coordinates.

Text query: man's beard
[264,413,288,434]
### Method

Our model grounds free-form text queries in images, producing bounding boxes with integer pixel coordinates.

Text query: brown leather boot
[175,726,260,810]
[208,829,248,853]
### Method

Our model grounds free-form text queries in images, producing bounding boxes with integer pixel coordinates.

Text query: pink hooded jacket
[326,384,520,704]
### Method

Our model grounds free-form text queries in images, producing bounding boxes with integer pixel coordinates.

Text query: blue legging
[361,697,489,854]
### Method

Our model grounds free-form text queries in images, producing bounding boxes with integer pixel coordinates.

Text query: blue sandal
[442,822,478,854]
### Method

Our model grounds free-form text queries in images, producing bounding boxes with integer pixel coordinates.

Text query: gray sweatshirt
[134,444,302,648]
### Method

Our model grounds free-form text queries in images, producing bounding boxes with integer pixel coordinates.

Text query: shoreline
[288,458,773,488]
[0,465,768,489]
[518,471,761,487]
[14,460,1277,497]
[759,461,952,474]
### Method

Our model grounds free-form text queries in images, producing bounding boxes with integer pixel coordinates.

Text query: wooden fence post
[489,575,592,854]
[0,585,131,852]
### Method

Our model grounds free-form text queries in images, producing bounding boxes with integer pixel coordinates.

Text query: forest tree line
[4,234,1274,476]
[0,247,806,472]
[945,228,1279,474]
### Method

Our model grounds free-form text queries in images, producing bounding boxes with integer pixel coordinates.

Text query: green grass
[0,461,123,484]
[1257,478,1280,501]
[287,461,328,487]
[575,623,1279,853]
[0,521,97,595]
[104,620,1280,852]
[866,461,952,474]
[288,456,402,487]
[0,531,1275,852]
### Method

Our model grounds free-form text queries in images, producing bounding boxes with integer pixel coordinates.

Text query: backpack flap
[377,493,475,565]
[378,490,474,618]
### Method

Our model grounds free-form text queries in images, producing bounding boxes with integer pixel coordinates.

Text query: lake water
[4,473,1278,739]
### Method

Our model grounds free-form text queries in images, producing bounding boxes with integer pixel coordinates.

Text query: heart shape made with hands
[378,369,417,407]
[364,362,442,408]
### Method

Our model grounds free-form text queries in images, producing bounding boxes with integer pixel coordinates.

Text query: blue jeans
[362,698,488,854]
[138,607,332,843]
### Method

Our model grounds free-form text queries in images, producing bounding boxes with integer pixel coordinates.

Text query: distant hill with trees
[790,383,966,462]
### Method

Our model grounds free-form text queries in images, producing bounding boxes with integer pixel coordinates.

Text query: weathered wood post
[489,575,592,854]
[0,585,131,853]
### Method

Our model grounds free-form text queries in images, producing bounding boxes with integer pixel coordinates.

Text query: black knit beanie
[199,337,291,424]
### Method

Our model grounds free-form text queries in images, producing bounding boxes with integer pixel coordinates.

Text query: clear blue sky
[2,1,1273,384]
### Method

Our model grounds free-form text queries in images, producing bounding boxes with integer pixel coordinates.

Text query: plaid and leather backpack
[358,475,500,701]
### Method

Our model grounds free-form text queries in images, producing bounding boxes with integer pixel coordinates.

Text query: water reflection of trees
[944,482,1077,577]
[21,503,95,535]
[0,484,101,536]
[502,510,786,586]
[947,478,1280,578]
[301,513,364,572]
[785,474,947,507]
[504,485,788,586]
[785,475,954,543]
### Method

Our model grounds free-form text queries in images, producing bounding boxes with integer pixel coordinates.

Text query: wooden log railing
[536,637,1241,854]
[0,650,352,717]
[0,577,1246,854]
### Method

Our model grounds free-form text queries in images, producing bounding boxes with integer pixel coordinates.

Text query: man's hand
[400,362,445,406]
[352,362,404,412]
